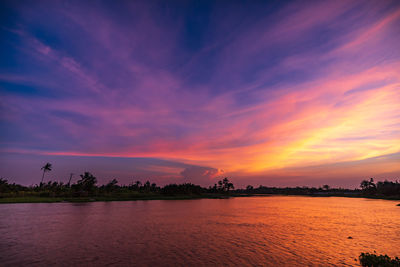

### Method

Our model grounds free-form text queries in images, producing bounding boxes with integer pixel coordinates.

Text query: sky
[0,0,399,188]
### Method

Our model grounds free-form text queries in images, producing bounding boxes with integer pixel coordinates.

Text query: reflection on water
[0,196,399,266]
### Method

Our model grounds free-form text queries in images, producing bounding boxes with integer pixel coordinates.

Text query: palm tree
[40,162,52,184]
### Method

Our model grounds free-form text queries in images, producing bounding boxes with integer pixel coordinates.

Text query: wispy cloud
[0,0,399,186]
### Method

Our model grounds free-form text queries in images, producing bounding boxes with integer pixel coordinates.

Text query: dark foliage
[235,177,399,198]
[360,178,400,197]
[360,178,378,195]
[40,162,52,184]
[73,172,97,194]
[0,178,28,193]
[101,178,119,193]
[1,174,239,199]
[236,185,359,196]
[359,252,400,267]
[2,167,400,201]
[376,180,400,196]
[208,177,234,193]
[162,183,204,195]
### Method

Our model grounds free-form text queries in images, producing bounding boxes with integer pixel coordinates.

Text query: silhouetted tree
[151,183,157,191]
[76,172,97,193]
[162,183,203,195]
[142,181,151,192]
[322,185,330,191]
[104,178,118,192]
[208,183,218,193]
[217,180,223,191]
[0,178,7,186]
[214,178,234,193]
[246,185,254,191]
[0,178,28,194]
[359,252,400,266]
[0,178,9,193]
[360,178,377,195]
[134,180,142,191]
[222,177,234,192]
[376,180,400,196]
[40,162,52,185]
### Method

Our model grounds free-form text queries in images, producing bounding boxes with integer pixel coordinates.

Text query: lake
[0,196,399,266]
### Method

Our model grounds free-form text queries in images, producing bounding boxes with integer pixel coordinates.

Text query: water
[0,196,399,266]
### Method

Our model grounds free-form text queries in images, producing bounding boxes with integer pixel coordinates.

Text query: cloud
[0,0,399,187]
[180,166,225,186]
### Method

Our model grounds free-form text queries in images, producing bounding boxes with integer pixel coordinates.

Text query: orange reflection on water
[0,196,399,266]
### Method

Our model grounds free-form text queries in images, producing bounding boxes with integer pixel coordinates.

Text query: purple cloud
[0,0,399,187]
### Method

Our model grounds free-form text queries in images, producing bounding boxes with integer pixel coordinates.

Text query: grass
[0,196,65,203]
[0,193,231,204]
[0,192,399,204]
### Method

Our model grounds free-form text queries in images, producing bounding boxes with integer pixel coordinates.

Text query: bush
[359,252,400,267]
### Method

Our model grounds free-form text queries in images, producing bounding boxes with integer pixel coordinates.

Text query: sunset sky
[1,0,399,187]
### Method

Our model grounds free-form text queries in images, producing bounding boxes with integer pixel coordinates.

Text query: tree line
[359,178,400,197]
[236,185,359,195]
[1,162,399,199]
[0,163,236,198]
[238,178,399,197]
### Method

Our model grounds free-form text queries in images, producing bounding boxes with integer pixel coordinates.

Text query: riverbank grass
[0,194,231,204]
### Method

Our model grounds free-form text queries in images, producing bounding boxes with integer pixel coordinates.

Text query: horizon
[1,0,400,188]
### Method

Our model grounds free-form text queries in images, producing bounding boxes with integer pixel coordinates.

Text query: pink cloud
[1,0,399,186]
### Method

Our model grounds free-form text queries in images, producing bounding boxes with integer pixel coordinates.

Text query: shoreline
[0,194,231,204]
[1,193,399,204]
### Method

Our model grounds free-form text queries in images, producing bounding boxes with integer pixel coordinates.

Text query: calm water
[0,196,399,266]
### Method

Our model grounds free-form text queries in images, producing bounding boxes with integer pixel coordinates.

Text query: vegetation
[0,163,236,203]
[1,162,399,203]
[40,162,52,184]
[237,185,360,196]
[208,177,235,193]
[359,178,400,197]
[359,252,400,267]
[237,177,400,200]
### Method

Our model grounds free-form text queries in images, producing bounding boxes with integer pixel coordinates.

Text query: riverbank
[0,194,232,204]
[1,193,399,204]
